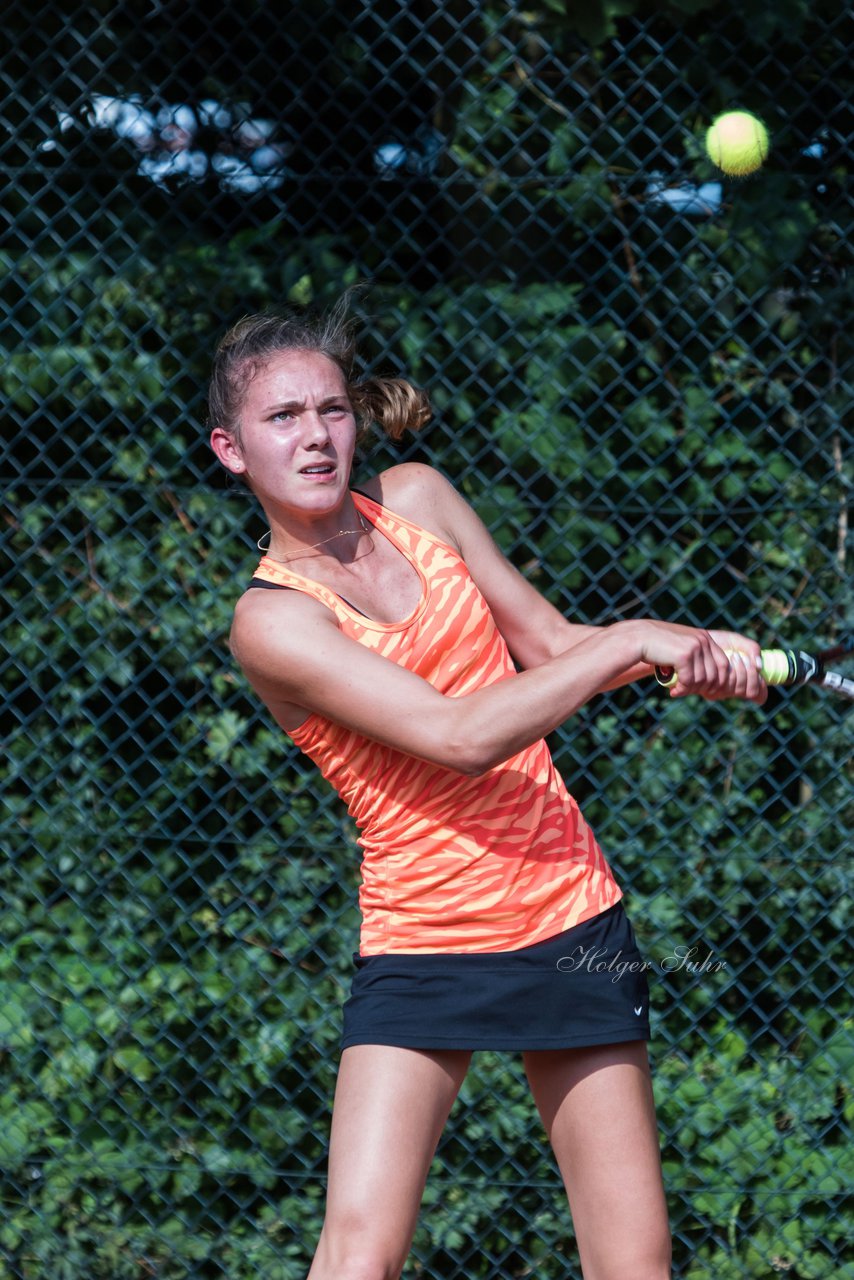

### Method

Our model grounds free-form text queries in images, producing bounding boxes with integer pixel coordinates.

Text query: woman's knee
[309,1213,409,1280]
[581,1227,671,1280]
[635,1227,672,1280]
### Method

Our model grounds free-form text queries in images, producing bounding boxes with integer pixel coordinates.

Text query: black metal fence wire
[1,2,852,1277]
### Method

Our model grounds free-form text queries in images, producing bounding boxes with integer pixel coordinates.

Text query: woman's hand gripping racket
[655,647,854,701]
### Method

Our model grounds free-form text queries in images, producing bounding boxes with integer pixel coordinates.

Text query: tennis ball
[705,111,770,177]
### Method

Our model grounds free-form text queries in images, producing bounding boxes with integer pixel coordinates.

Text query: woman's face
[210,349,358,517]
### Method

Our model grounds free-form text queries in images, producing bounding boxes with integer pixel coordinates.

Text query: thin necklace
[258,513,370,560]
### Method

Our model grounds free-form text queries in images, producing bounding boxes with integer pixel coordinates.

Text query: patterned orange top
[252,491,621,954]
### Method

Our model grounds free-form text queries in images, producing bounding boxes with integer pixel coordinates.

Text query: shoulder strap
[246,574,368,617]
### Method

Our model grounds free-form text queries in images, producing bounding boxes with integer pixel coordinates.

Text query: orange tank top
[252,491,621,954]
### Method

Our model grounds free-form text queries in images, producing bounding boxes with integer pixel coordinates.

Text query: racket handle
[654,648,823,689]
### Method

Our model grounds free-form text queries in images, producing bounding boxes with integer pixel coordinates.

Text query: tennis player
[208,301,767,1280]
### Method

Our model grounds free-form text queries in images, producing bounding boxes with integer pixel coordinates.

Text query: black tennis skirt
[341,902,652,1051]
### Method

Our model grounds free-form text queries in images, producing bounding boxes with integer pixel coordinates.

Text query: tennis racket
[655,647,854,700]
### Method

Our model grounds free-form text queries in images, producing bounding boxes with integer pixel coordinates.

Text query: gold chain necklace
[258,513,370,560]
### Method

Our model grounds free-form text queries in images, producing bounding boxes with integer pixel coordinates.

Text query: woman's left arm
[378,465,760,695]
[375,463,650,687]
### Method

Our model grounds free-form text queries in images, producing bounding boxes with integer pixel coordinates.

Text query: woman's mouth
[300,463,336,478]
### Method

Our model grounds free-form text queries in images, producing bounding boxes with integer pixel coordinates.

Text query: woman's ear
[209,426,247,475]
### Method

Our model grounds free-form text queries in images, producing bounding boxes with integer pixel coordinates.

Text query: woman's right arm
[231,590,764,776]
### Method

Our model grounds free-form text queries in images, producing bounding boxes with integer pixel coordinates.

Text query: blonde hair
[208,296,432,443]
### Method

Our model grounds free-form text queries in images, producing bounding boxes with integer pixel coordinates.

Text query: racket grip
[654,648,823,689]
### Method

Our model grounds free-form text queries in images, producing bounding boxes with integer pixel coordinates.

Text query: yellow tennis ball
[705,111,770,177]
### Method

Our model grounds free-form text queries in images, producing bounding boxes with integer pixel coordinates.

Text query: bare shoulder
[225,560,465,758]
[361,460,452,507]
[229,586,345,728]
[231,585,337,675]
[360,462,464,548]
[361,463,585,671]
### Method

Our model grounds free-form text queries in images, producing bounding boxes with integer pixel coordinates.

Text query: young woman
[208,302,767,1280]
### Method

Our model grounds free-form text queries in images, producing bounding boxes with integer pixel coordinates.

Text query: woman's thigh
[309,1044,471,1279]
[523,1041,671,1280]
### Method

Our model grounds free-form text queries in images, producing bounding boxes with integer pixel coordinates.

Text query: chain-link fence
[2,2,852,1278]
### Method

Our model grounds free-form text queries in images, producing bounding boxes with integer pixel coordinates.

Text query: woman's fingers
[643,623,767,703]
[673,631,726,694]
[686,647,768,705]
[671,637,767,703]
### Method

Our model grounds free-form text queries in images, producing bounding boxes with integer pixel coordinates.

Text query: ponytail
[351,375,432,441]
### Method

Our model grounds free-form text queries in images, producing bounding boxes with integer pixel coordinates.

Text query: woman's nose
[303,410,330,445]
